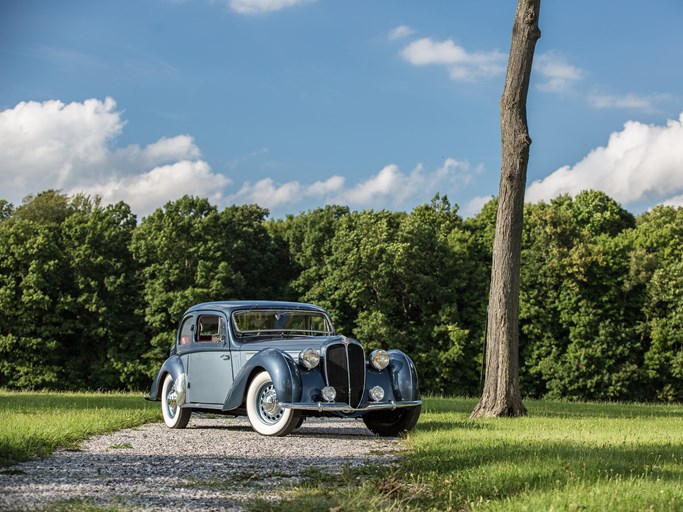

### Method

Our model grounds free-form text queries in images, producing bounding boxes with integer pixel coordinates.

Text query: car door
[186,312,234,405]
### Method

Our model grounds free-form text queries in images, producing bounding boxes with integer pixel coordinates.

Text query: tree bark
[471,0,541,419]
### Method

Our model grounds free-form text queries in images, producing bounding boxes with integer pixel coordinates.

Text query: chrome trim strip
[278,400,422,413]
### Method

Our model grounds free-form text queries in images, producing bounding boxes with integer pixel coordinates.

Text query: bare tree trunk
[471,0,541,419]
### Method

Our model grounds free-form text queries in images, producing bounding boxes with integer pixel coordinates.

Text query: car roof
[184,300,328,315]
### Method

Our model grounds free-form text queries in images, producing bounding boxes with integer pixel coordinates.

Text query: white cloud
[0,97,480,217]
[228,0,313,14]
[0,98,122,199]
[227,175,346,210]
[388,25,415,41]
[526,112,683,206]
[306,176,345,196]
[462,195,494,217]
[333,158,471,207]
[534,52,583,93]
[226,159,473,212]
[663,194,683,208]
[0,97,227,217]
[586,92,672,112]
[401,37,505,82]
[75,161,230,217]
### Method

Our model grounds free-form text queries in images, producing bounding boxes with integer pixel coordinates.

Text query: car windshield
[232,309,333,338]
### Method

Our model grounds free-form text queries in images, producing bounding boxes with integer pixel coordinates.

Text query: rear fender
[145,355,187,407]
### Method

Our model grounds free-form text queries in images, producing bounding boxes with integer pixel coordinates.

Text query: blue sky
[2,0,683,218]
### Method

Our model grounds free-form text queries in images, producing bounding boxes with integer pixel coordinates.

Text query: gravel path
[0,416,404,511]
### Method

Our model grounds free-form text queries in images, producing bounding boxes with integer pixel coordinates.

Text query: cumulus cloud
[227,159,474,212]
[333,158,472,207]
[228,0,313,14]
[401,37,505,82]
[526,112,683,206]
[534,51,583,93]
[0,98,228,217]
[0,97,480,217]
[78,161,230,216]
[227,176,345,210]
[388,25,415,41]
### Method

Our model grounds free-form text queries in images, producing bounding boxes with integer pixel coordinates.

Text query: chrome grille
[324,342,365,408]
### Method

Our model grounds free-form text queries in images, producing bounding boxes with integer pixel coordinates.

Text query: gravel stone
[0,415,404,511]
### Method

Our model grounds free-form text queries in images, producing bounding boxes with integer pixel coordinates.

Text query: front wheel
[362,405,421,437]
[246,371,300,436]
[161,374,191,429]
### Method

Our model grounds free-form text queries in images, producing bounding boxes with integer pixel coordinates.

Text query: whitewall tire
[161,373,191,429]
[246,371,300,436]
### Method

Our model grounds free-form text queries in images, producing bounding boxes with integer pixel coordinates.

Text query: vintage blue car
[146,301,421,436]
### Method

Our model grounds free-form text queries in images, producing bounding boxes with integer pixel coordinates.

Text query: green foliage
[0,188,682,400]
[519,192,645,400]
[281,196,488,394]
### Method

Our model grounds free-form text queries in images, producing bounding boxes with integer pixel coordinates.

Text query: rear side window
[178,317,193,345]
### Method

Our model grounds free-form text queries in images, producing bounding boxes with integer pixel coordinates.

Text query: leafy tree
[0,200,13,222]
[269,205,350,304]
[519,192,643,400]
[11,190,73,224]
[60,196,146,389]
[221,204,289,300]
[631,206,683,401]
[131,196,244,375]
[296,197,487,394]
[0,193,72,388]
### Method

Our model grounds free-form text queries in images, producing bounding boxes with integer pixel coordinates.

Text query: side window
[178,317,193,345]
[197,315,222,343]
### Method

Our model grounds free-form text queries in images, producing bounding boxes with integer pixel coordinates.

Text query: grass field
[0,391,159,467]
[2,393,682,511]
[258,397,683,512]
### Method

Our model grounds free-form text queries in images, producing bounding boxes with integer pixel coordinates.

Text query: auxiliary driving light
[322,386,336,402]
[369,385,385,402]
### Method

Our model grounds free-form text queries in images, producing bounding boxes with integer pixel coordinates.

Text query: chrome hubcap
[257,383,283,424]
[166,386,178,419]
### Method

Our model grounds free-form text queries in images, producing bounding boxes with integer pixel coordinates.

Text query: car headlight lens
[370,349,390,370]
[299,348,320,369]
[369,385,385,402]
[322,386,336,402]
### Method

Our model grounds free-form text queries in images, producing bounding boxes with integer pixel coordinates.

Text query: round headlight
[322,386,336,402]
[299,348,320,369]
[369,385,385,402]
[370,349,390,370]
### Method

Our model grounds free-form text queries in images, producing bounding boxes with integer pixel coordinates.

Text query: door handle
[221,354,231,360]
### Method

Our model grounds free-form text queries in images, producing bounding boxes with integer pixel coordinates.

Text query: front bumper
[279,399,422,413]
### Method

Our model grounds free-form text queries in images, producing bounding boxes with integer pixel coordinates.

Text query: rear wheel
[362,405,421,437]
[161,374,191,429]
[246,371,300,436]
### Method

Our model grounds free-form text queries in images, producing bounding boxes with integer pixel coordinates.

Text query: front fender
[145,355,186,405]
[223,348,302,412]
[387,350,420,401]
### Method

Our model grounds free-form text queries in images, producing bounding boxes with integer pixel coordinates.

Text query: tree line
[0,189,681,402]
